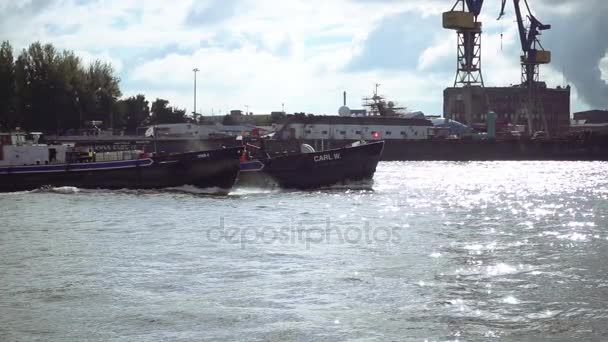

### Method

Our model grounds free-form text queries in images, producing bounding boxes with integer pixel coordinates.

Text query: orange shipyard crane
[443,0,487,126]
[443,0,486,87]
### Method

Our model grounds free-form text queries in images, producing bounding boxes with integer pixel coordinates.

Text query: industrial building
[444,84,571,136]
[441,0,569,137]
[574,110,608,124]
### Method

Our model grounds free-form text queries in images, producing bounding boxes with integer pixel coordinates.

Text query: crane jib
[496,0,551,53]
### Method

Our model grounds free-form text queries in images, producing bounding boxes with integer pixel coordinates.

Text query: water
[1,161,608,341]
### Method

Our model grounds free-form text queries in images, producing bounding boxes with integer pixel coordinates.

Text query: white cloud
[122,0,451,114]
[600,52,608,82]
[130,41,443,115]
[417,36,451,71]
[1,0,600,115]
[76,50,124,73]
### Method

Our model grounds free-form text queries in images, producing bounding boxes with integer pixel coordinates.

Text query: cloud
[539,0,608,109]
[601,54,608,83]
[76,50,124,73]
[346,11,438,72]
[0,0,604,116]
[497,0,608,109]
[128,40,445,115]
[185,0,240,26]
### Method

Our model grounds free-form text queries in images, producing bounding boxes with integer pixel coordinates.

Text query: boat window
[386,131,392,135]
[414,131,418,136]
[49,148,57,163]
[322,131,328,135]
[401,131,406,135]
[340,131,346,135]
[355,131,362,135]
[305,129,312,134]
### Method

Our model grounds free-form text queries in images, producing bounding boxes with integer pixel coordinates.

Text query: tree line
[0,41,191,134]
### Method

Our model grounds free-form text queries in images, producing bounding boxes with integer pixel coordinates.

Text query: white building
[144,123,274,138]
[276,116,434,141]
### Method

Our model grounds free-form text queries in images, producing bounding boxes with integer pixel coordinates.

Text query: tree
[0,41,15,130]
[6,41,123,133]
[149,98,188,124]
[114,94,150,132]
[14,42,56,131]
[84,60,121,129]
[0,40,158,134]
[53,50,87,131]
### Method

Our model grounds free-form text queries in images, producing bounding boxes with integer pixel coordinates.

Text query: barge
[0,132,242,193]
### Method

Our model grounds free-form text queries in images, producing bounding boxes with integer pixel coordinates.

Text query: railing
[93,150,144,162]
[50,128,143,137]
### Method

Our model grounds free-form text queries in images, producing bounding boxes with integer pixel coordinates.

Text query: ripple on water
[1,161,608,341]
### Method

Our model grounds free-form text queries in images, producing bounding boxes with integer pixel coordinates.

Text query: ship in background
[253,86,608,161]
[43,0,608,161]
[46,81,608,161]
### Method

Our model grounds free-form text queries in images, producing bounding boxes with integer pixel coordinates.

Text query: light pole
[245,105,249,115]
[193,68,199,119]
[75,90,82,131]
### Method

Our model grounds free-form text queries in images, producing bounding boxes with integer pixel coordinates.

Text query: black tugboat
[239,141,385,189]
[0,132,242,193]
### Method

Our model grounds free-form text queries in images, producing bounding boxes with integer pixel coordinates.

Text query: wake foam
[48,186,81,194]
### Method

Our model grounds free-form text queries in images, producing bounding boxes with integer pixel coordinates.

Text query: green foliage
[149,98,189,125]
[0,41,15,130]
[0,40,173,133]
[114,94,150,132]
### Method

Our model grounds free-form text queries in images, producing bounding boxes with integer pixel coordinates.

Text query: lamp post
[75,90,82,131]
[193,68,199,119]
[49,84,57,135]
[245,105,249,115]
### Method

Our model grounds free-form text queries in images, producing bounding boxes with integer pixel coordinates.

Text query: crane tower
[443,0,485,87]
[499,0,552,136]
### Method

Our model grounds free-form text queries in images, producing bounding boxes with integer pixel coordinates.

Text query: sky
[1,0,606,116]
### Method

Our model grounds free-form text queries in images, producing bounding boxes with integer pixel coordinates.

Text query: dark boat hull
[239,141,384,189]
[0,147,243,193]
[259,137,608,161]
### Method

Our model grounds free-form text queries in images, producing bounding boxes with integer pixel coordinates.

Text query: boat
[248,88,607,161]
[256,113,608,161]
[0,132,242,193]
[238,141,385,189]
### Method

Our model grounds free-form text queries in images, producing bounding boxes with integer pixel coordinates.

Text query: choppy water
[1,161,608,341]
